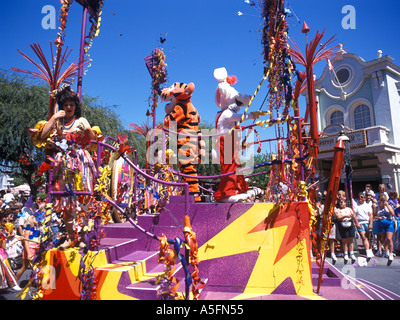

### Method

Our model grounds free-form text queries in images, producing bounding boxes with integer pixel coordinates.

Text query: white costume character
[213,67,266,203]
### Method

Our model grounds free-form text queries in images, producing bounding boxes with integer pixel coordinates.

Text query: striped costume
[162,82,203,200]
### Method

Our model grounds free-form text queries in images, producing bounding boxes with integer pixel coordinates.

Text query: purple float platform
[97,197,391,300]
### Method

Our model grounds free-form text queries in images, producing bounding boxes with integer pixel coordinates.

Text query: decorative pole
[301,21,319,155]
[292,71,306,183]
[77,5,88,99]
[316,139,345,294]
[144,47,168,170]
[75,0,104,98]
[302,21,310,44]
[289,30,340,165]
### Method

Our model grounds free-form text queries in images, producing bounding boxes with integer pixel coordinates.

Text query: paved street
[326,253,400,297]
[324,233,400,298]
[2,256,399,300]
[0,269,32,300]
[2,235,399,301]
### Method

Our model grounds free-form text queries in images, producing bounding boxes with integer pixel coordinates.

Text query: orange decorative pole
[290,29,340,162]
[316,139,345,294]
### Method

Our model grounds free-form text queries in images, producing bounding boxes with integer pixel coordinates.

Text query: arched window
[354,104,371,129]
[330,110,344,125]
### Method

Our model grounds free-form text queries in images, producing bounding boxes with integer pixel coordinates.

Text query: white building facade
[314,49,400,194]
[0,173,13,192]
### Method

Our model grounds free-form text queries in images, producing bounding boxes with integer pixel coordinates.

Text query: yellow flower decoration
[95,165,111,196]
[83,219,94,233]
[75,173,83,191]
[29,121,57,149]
[298,181,308,198]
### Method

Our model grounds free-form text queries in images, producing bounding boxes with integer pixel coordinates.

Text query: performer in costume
[161,82,204,201]
[213,67,266,203]
[38,85,97,143]
[28,85,101,248]
[29,84,102,149]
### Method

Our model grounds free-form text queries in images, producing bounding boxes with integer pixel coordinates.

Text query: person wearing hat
[28,85,100,247]
[362,184,375,198]
[36,84,96,144]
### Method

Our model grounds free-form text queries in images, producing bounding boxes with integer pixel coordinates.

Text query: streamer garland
[261,0,298,120]
[56,0,73,47]
[85,1,104,54]
[183,216,205,300]
[145,48,168,93]
[145,48,168,118]
[156,234,181,299]
[156,216,204,300]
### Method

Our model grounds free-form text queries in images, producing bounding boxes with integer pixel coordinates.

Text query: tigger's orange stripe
[163,82,201,197]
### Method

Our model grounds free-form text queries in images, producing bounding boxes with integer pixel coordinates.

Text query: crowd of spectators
[313,183,400,266]
[0,190,63,291]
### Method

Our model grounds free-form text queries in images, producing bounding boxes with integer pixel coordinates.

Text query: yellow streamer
[229,70,269,134]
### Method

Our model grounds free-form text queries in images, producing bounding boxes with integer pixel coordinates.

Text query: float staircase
[98,220,161,300]
[97,221,345,300]
[98,216,201,300]
[41,198,393,301]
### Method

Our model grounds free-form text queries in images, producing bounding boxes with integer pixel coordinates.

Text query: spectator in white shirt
[354,192,374,259]
[3,189,14,205]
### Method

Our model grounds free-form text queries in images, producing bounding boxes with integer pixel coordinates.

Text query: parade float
[10,0,396,301]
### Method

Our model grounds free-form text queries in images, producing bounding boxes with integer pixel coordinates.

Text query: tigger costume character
[161,82,204,201]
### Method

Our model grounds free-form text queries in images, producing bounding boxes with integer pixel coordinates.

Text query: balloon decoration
[17,203,55,300]
[156,234,181,299]
[57,0,74,47]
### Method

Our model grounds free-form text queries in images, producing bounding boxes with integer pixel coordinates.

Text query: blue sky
[1,0,400,149]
